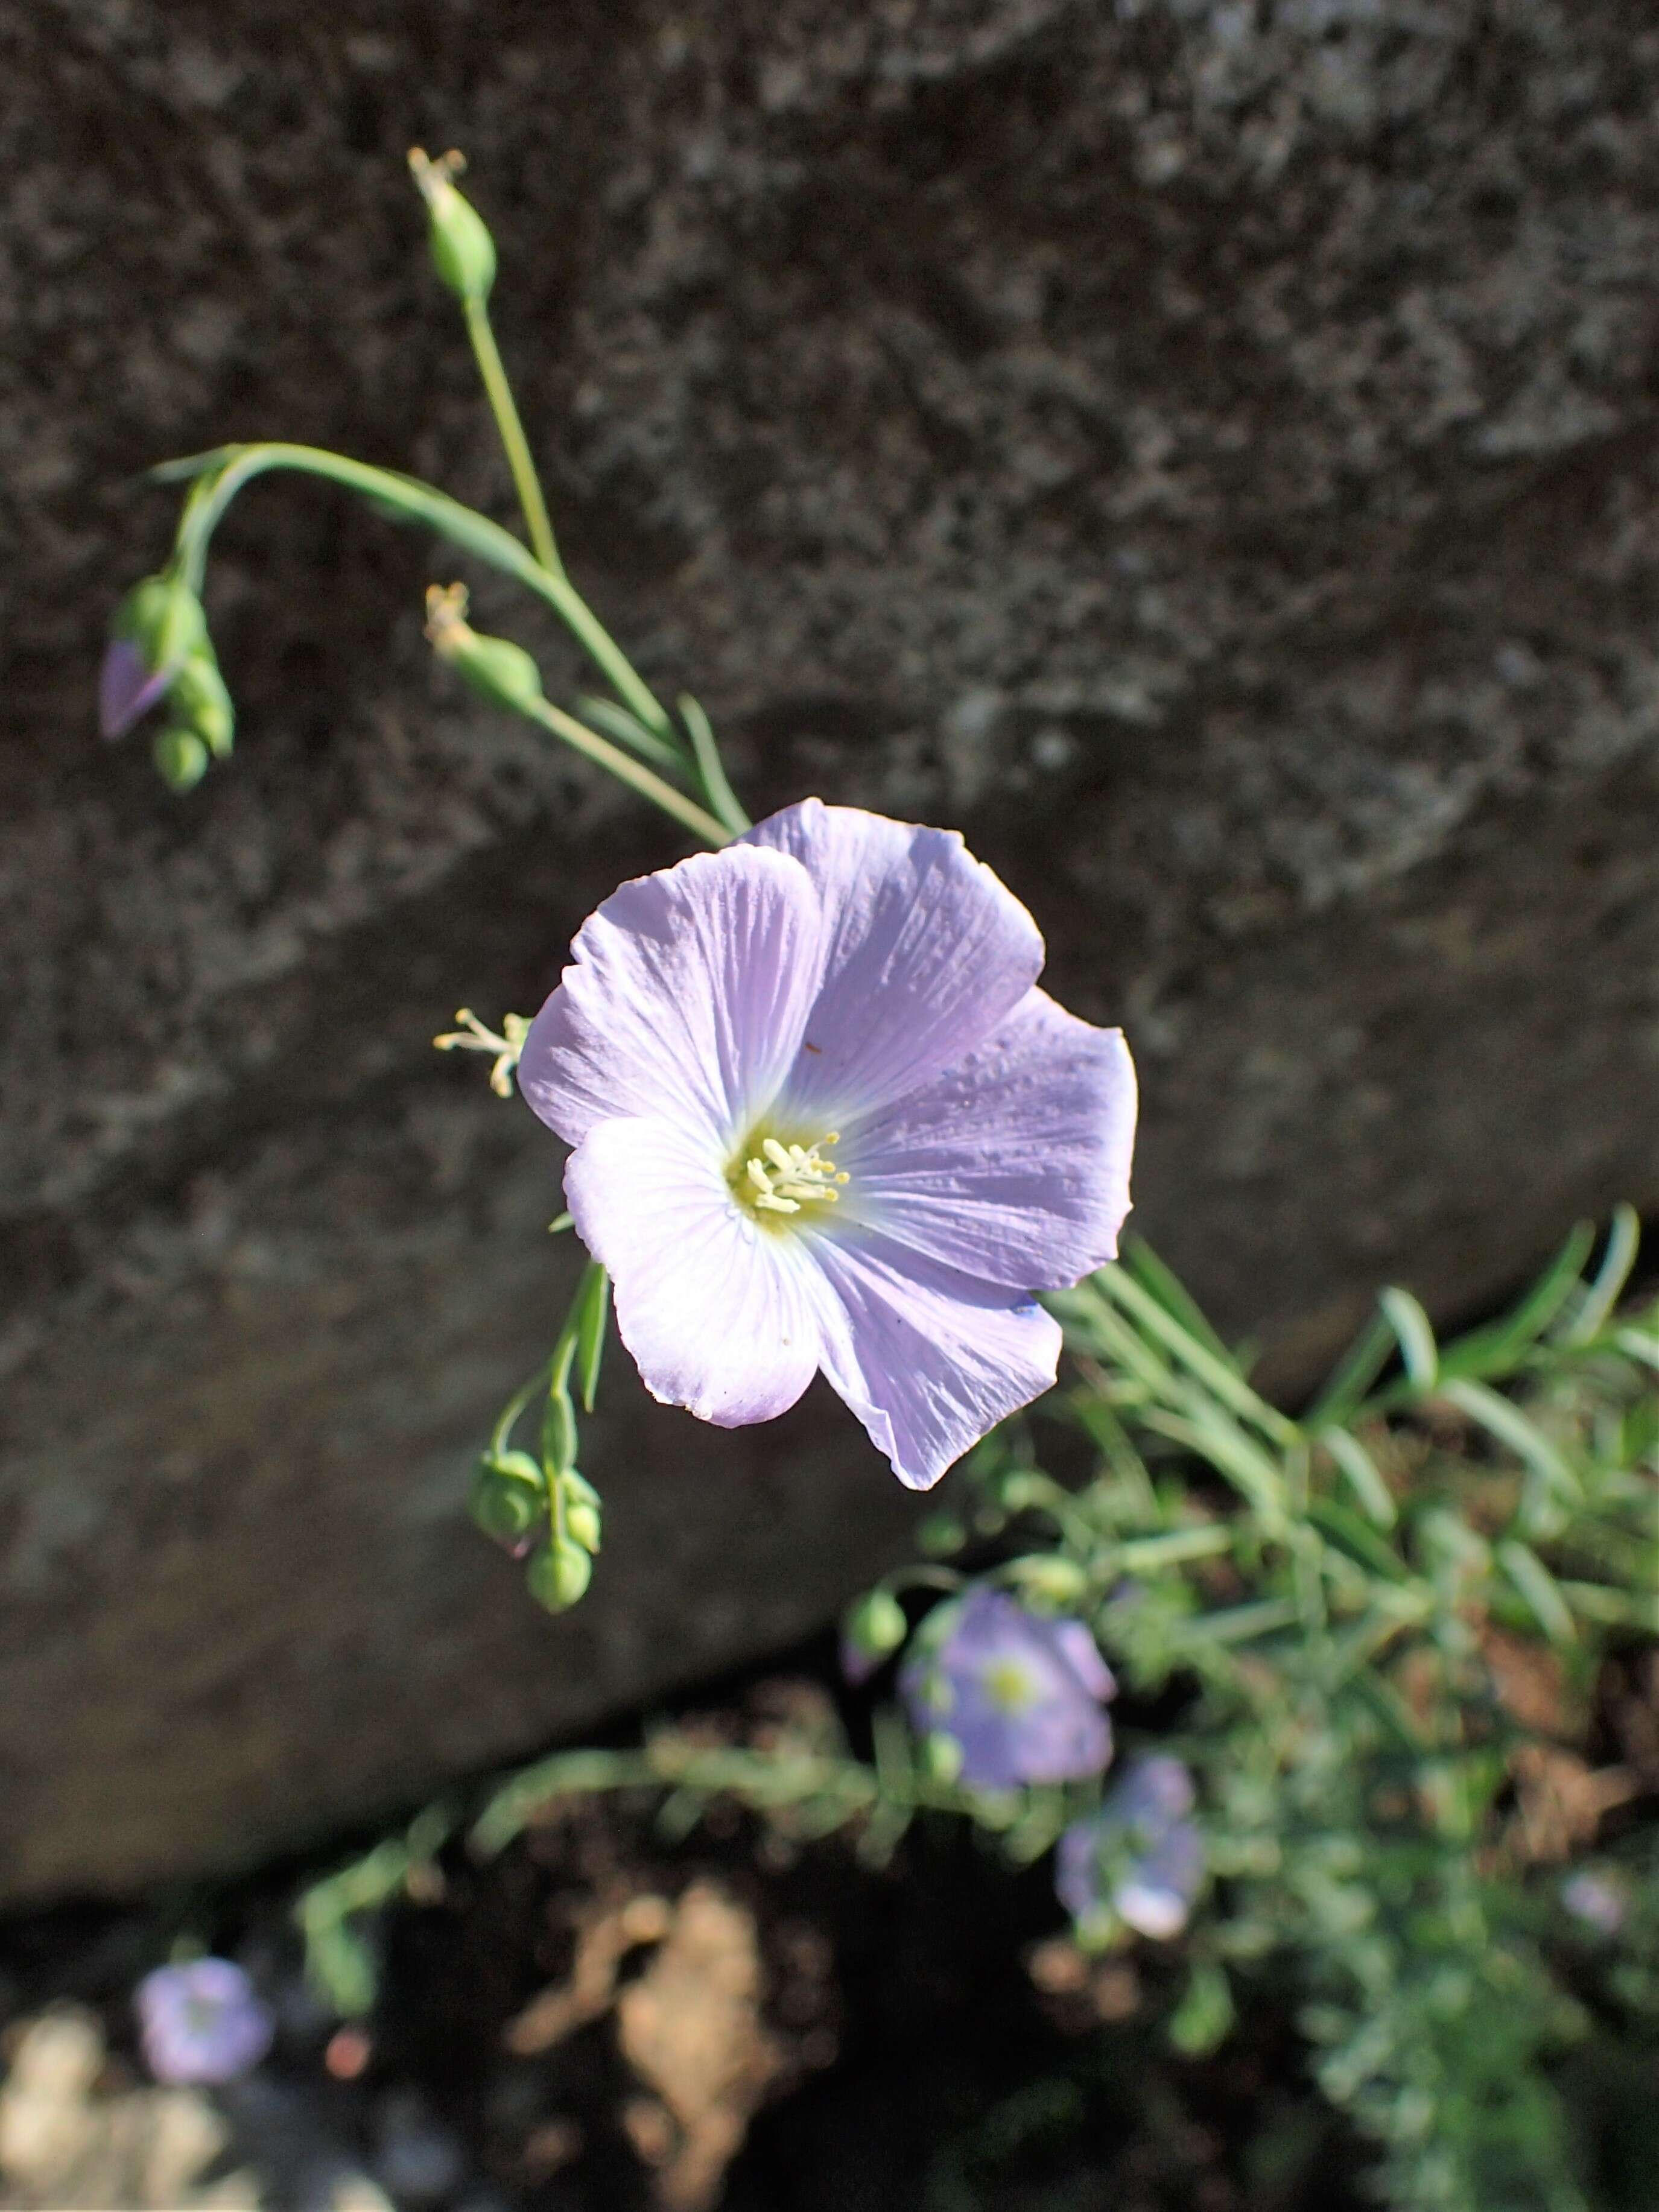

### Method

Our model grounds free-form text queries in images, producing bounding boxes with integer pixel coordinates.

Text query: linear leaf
[1561,1205,1641,1345]
[1378,1288,1439,1391]
[1313,1425,1398,1529]
[1439,1378,1579,1500]
[1497,1539,1577,1646]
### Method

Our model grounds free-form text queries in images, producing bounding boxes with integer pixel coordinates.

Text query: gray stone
[2,0,1656,1900]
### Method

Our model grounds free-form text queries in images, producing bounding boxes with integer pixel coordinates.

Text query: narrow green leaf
[677,692,753,835]
[1347,1668,1431,1757]
[1307,1497,1409,1582]
[1303,1311,1397,1431]
[1097,1264,1298,1444]
[1378,1288,1439,1391]
[1497,1539,1577,1646]
[1560,1205,1641,1344]
[574,1266,611,1413]
[1313,1425,1398,1528]
[1439,1378,1579,1500]
[1119,1237,1235,1362]
[1439,1221,1596,1379]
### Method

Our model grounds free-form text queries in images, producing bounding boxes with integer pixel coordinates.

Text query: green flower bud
[102,575,210,741]
[424,583,545,714]
[114,572,209,668]
[526,1538,592,1613]
[171,653,236,760]
[842,1588,908,1665]
[408,148,496,304]
[153,726,210,792]
[920,1731,964,1786]
[1006,1555,1090,1605]
[469,1450,545,1548]
[563,1495,602,1554]
[915,1512,966,1558]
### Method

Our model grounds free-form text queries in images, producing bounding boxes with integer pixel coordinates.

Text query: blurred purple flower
[519,800,1137,1489]
[899,1585,1115,1788]
[98,638,174,741]
[135,1959,274,2085]
[1056,1755,1204,1941]
[1560,1868,1628,1938]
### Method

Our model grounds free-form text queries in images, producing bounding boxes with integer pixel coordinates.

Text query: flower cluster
[519,800,1137,1489]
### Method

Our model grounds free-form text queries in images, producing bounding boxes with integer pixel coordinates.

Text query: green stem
[170,443,674,743]
[527,695,731,847]
[463,298,565,582]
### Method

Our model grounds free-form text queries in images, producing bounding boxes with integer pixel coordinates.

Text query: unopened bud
[526,1537,592,1612]
[840,1588,908,1683]
[171,653,236,760]
[424,583,545,714]
[1006,1555,1090,1605]
[920,1731,964,1786]
[469,1450,545,1549]
[562,1478,602,1554]
[916,1512,966,1558]
[101,574,209,740]
[153,726,210,792]
[408,148,496,304]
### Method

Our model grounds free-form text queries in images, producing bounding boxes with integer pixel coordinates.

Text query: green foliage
[298,1214,1657,2209]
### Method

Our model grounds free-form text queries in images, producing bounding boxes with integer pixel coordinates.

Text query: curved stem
[172,443,674,743]
[463,298,565,582]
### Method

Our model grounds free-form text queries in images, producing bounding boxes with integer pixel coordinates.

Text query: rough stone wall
[2,0,1656,1900]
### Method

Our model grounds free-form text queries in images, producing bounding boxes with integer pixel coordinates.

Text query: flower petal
[744,799,1044,1118]
[519,845,825,1149]
[99,639,172,741]
[838,987,1136,1289]
[805,1228,1062,1489]
[565,1114,824,1426]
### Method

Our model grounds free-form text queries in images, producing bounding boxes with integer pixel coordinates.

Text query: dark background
[2,0,1657,1901]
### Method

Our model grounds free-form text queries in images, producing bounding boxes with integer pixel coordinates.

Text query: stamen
[731,1127,852,1223]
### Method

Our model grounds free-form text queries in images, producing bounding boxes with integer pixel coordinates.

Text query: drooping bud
[100,574,208,740]
[170,653,236,760]
[559,1469,603,1556]
[152,727,211,793]
[526,1537,593,1613]
[919,1731,965,1786]
[408,148,497,304]
[839,1587,909,1684]
[469,1450,545,1550]
[423,583,545,714]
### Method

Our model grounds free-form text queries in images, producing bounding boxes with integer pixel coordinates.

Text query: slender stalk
[170,443,674,742]
[526,696,730,847]
[463,297,565,581]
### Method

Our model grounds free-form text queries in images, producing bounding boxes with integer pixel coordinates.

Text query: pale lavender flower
[899,1586,1115,1787]
[1056,1755,1204,1941]
[98,638,174,740]
[135,1959,274,2085]
[1560,1868,1628,1938]
[519,800,1137,1489]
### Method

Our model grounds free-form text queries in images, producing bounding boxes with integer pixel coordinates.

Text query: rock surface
[2,0,1657,1900]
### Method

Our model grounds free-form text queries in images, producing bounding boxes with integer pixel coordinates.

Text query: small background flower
[1056,1755,1204,1941]
[899,1585,1115,1789]
[135,1958,274,2085]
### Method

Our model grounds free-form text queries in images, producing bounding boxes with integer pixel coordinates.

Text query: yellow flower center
[729,1127,850,1225]
[981,1659,1038,1714]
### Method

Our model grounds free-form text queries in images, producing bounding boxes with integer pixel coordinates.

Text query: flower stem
[525,694,731,846]
[462,297,565,582]
[168,443,675,746]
